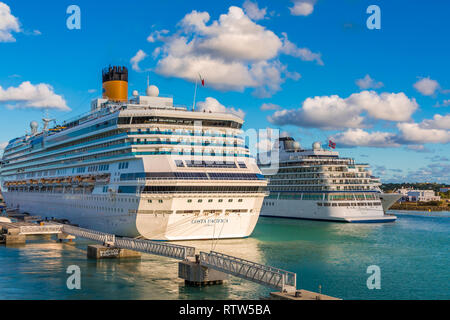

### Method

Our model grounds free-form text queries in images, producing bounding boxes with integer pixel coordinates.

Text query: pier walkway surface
[0,211,339,299]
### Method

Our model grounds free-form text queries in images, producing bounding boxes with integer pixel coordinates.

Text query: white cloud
[356,74,383,90]
[268,91,418,130]
[147,29,169,43]
[130,49,148,72]
[0,141,7,157]
[397,122,450,144]
[348,91,418,122]
[280,32,323,65]
[87,89,96,93]
[151,6,319,97]
[0,81,69,111]
[0,2,21,42]
[331,129,400,148]
[413,77,440,96]
[289,0,316,16]
[420,114,450,130]
[196,97,245,119]
[260,103,281,111]
[243,0,267,21]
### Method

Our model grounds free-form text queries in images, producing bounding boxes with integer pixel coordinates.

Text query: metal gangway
[59,224,297,292]
[61,224,195,260]
[199,251,297,293]
[60,224,297,292]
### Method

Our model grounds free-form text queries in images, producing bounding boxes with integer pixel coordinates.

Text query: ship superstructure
[258,137,396,223]
[0,66,267,240]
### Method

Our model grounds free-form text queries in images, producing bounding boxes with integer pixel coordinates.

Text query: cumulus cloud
[289,0,316,16]
[0,141,7,153]
[147,29,169,43]
[0,2,21,42]
[355,74,383,90]
[268,91,418,130]
[397,123,450,144]
[280,32,323,65]
[151,6,318,97]
[243,0,267,21]
[413,77,440,96]
[331,129,400,148]
[0,81,69,111]
[130,49,148,72]
[420,114,450,130]
[196,97,245,119]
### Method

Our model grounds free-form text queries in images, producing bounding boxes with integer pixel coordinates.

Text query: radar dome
[313,141,321,150]
[132,90,139,97]
[30,121,39,134]
[293,141,301,149]
[146,85,159,97]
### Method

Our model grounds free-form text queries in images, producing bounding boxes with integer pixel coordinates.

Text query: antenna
[42,109,55,132]
[192,76,198,111]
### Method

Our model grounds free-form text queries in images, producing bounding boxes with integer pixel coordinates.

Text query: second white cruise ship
[259,137,396,223]
[0,66,267,240]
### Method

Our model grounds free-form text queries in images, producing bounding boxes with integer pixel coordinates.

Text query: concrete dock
[87,244,141,259]
[270,290,341,300]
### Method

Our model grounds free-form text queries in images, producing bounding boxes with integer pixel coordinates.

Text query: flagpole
[192,77,198,111]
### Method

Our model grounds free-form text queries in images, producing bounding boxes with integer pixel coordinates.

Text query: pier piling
[178,255,229,286]
[87,244,141,259]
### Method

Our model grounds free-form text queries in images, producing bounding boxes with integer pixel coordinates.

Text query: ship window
[238,199,243,202]
[218,199,223,202]
[148,199,152,203]
[158,200,163,203]
[208,199,213,203]
[175,160,185,167]
[187,199,192,203]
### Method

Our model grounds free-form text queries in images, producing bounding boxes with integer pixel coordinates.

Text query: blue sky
[0,0,449,183]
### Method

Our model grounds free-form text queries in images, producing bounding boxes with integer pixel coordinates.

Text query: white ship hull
[260,198,396,223]
[3,191,263,240]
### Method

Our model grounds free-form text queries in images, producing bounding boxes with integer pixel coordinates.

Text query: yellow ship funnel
[102,66,128,102]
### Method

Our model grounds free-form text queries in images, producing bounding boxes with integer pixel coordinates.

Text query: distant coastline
[390,202,449,212]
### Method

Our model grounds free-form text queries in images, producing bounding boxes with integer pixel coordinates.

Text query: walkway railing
[199,251,297,293]
[114,237,195,260]
[19,225,63,235]
[62,224,115,244]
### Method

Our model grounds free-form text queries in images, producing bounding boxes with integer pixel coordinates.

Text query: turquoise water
[0,211,449,300]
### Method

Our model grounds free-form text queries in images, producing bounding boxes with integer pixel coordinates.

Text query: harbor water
[0,211,449,300]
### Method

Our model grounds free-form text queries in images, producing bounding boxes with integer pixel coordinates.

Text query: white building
[397,189,441,202]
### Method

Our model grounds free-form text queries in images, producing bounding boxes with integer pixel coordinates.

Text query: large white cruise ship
[0,66,267,240]
[258,137,396,223]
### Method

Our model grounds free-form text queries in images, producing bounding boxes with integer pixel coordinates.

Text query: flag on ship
[328,140,336,149]
[198,73,205,86]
